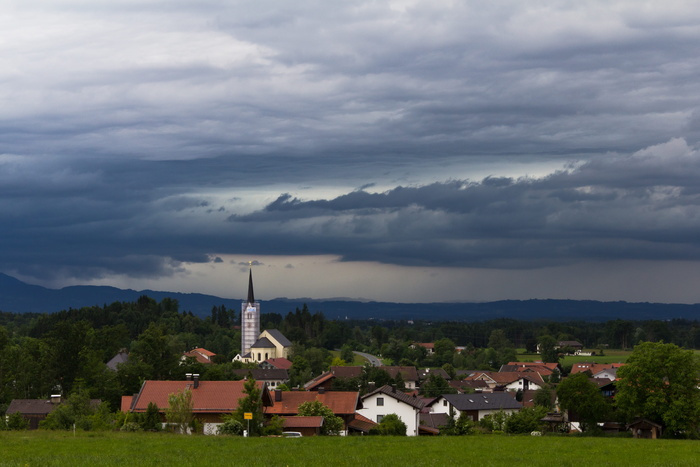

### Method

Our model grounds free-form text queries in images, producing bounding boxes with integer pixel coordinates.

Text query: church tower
[241,268,260,357]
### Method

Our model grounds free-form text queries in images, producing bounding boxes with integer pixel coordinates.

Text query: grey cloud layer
[2,1,700,287]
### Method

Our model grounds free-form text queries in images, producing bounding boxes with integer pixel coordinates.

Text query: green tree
[142,402,162,431]
[369,413,406,436]
[233,377,264,436]
[419,373,456,398]
[40,389,95,430]
[297,400,344,435]
[556,373,609,432]
[616,341,700,437]
[6,412,29,430]
[504,406,547,434]
[165,389,193,434]
[538,335,560,364]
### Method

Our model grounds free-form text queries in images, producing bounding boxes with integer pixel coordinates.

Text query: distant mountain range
[1,273,699,322]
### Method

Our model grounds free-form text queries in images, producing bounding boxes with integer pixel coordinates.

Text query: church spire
[247,267,255,304]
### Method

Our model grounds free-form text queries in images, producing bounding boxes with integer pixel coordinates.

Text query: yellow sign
[244,412,253,420]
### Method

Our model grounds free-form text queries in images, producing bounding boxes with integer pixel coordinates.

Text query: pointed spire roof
[247,268,255,304]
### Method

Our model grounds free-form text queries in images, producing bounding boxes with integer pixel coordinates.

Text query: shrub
[217,416,244,436]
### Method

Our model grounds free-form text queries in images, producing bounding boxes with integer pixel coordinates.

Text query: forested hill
[1,273,699,322]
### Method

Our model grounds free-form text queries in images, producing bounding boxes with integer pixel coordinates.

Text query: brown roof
[282,416,324,428]
[265,391,361,416]
[570,362,624,375]
[7,399,60,415]
[130,380,270,413]
[508,361,560,371]
[331,366,363,379]
[304,371,336,390]
[347,413,378,433]
[363,385,425,410]
[265,358,293,370]
[231,369,289,381]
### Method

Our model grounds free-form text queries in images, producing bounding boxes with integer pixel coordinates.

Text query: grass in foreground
[1,431,698,467]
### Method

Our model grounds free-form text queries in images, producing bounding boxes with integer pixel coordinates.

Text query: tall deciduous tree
[297,400,343,435]
[165,389,193,434]
[556,372,610,432]
[616,341,700,437]
[234,376,263,436]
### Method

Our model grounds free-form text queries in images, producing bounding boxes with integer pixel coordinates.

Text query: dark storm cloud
[3,2,700,290]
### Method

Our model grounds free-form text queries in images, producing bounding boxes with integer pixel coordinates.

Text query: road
[353,350,382,367]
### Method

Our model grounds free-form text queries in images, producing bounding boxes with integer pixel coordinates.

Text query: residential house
[281,416,324,437]
[466,371,544,392]
[381,366,419,390]
[6,395,63,429]
[418,368,451,382]
[261,357,293,370]
[122,376,272,435]
[264,388,361,435]
[106,349,129,371]
[429,393,522,422]
[182,347,216,364]
[357,384,426,436]
[570,362,624,376]
[500,361,560,377]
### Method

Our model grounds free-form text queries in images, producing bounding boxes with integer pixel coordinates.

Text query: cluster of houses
[8,329,641,437]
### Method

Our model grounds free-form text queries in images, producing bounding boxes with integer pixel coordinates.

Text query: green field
[1,431,698,466]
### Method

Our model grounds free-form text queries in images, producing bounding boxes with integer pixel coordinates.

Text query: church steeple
[247,268,255,304]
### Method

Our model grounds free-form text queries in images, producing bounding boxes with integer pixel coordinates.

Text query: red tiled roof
[192,348,216,357]
[130,380,267,413]
[265,391,360,416]
[121,395,133,412]
[304,371,335,390]
[570,362,624,375]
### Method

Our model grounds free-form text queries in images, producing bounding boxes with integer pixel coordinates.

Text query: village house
[357,384,426,436]
[264,388,361,435]
[428,392,522,421]
[236,329,292,364]
[181,347,216,364]
[6,395,63,430]
[122,376,272,435]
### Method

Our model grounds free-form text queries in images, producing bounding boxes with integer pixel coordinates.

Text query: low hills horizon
[1,272,698,322]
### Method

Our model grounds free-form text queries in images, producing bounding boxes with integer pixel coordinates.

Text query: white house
[357,385,425,436]
[428,393,522,422]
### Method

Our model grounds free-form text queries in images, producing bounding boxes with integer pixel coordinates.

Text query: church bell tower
[241,267,260,356]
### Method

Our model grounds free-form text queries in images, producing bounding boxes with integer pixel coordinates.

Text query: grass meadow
[1,431,698,467]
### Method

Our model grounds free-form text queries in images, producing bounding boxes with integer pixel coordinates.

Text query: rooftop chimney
[50,394,61,404]
[185,373,192,381]
[193,374,200,389]
[275,389,282,402]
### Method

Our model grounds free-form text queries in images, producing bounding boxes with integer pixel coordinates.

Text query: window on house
[377,397,384,406]
[377,415,384,423]
[443,399,448,407]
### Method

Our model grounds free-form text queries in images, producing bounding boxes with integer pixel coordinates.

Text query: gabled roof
[264,329,292,348]
[264,358,293,370]
[7,399,59,415]
[420,412,451,430]
[500,363,554,376]
[106,351,129,371]
[439,393,522,411]
[304,371,335,390]
[265,391,361,416]
[348,413,378,433]
[468,371,544,386]
[570,362,624,375]
[250,337,276,349]
[183,348,217,364]
[362,385,425,410]
[331,366,363,379]
[129,380,270,413]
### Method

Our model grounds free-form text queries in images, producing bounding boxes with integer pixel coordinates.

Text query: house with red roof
[182,347,217,364]
[264,388,362,435]
[122,376,272,435]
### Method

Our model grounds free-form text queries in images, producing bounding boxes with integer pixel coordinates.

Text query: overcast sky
[3,1,700,304]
